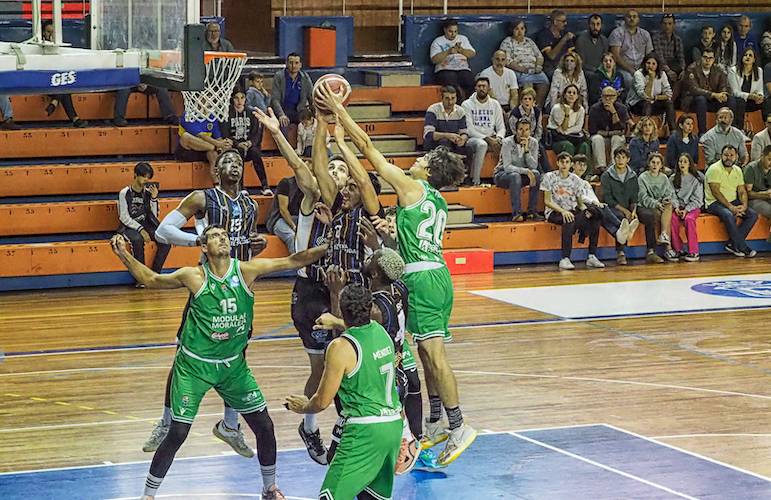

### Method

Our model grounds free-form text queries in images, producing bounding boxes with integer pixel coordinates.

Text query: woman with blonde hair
[546,52,588,111]
[629,116,660,174]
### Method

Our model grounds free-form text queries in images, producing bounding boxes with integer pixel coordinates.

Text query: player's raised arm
[239,244,328,283]
[285,337,355,413]
[317,82,423,204]
[332,122,380,216]
[110,235,198,290]
[155,190,206,246]
[312,112,339,207]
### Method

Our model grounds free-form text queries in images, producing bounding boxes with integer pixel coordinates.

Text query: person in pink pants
[670,153,704,262]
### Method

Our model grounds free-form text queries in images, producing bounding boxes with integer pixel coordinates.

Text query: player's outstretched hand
[316,81,345,115]
[357,217,381,250]
[110,234,131,258]
[322,265,348,294]
[253,107,281,135]
[285,394,310,414]
[314,202,333,225]
[249,232,268,255]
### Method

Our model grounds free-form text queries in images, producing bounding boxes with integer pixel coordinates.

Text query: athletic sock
[261,464,277,491]
[161,407,171,427]
[445,405,464,431]
[401,417,413,440]
[428,395,443,423]
[303,413,318,433]
[144,473,164,497]
[223,406,239,429]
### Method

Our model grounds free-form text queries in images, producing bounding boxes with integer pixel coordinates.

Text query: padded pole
[398,0,403,51]
[31,0,42,42]
[53,0,63,45]
[90,0,101,49]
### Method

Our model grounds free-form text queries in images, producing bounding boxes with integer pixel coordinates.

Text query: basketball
[313,73,351,115]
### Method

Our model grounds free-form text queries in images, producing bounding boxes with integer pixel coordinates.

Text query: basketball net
[182,51,246,123]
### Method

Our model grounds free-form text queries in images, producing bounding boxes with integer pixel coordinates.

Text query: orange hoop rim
[204,51,247,64]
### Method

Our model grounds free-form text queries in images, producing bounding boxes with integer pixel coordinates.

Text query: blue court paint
[1,426,768,500]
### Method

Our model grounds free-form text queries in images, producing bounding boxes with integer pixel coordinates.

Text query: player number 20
[416,201,446,246]
[219,298,237,314]
[379,362,395,406]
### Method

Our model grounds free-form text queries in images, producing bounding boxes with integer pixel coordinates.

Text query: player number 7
[379,362,394,406]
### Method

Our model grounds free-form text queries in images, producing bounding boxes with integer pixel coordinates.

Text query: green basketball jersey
[180,258,254,360]
[338,321,401,420]
[396,180,448,265]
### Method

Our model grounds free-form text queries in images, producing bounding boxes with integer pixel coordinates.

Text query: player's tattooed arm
[110,234,201,291]
[239,244,328,283]
[285,337,355,414]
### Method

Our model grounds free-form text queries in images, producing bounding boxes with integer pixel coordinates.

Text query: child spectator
[665,115,699,171]
[600,147,644,265]
[296,109,330,157]
[222,89,271,195]
[547,84,589,157]
[629,117,661,174]
[245,72,270,113]
[637,152,678,262]
[670,153,704,261]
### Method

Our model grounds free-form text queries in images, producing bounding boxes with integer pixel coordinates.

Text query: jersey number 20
[416,201,447,246]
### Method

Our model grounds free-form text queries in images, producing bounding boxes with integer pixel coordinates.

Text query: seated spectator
[0,94,19,129]
[541,152,604,270]
[546,84,589,157]
[500,19,549,107]
[295,109,330,158]
[681,48,734,136]
[690,25,717,66]
[729,48,766,137]
[271,53,314,128]
[609,10,653,92]
[222,89,271,195]
[430,19,476,100]
[494,118,541,222]
[114,84,176,127]
[743,145,771,242]
[462,77,506,186]
[627,53,676,133]
[423,86,469,160]
[588,52,626,106]
[546,52,588,112]
[629,117,661,174]
[601,147,656,264]
[716,24,738,70]
[762,18,771,66]
[117,162,171,285]
[536,10,575,78]
[266,175,302,252]
[670,153,704,261]
[700,107,749,166]
[245,71,270,114]
[652,14,685,102]
[735,16,758,57]
[41,21,87,128]
[766,61,771,118]
[575,14,609,78]
[204,22,235,52]
[637,152,678,262]
[705,144,758,257]
[589,86,630,174]
[751,113,771,161]
[510,87,551,173]
[665,114,699,171]
[176,112,231,183]
[478,50,519,112]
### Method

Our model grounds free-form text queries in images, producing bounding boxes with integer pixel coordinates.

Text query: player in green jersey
[111,225,327,500]
[316,83,477,466]
[286,284,402,500]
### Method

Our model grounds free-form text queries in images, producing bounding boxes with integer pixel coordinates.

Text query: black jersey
[200,187,258,261]
[296,193,343,281]
[372,280,409,353]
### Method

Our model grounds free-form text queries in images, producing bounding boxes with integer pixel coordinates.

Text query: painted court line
[105,495,313,500]
[508,431,698,499]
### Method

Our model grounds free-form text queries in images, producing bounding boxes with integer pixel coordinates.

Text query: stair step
[331,134,416,155]
[446,222,488,230]
[363,70,422,88]
[447,204,474,225]
[347,101,392,120]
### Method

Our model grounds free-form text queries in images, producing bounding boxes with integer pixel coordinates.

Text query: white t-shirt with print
[540,171,585,217]
[478,66,519,106]
[430,34,474,72]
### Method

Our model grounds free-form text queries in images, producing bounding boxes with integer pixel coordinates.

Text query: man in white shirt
[462,77,506,185]
[430,19,477,100]
[750,113,771,162]
[478,50,519,112]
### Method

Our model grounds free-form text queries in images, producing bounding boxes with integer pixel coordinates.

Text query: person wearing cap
[589,86,631,174]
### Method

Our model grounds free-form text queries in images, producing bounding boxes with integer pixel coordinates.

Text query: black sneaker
[743,247,757,258]
[298,421,328,465]
[724,244,745,257]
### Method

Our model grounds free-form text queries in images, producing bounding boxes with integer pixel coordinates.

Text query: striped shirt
[200,187,258,261]
[423,102,468,141]
[314,206,371,285]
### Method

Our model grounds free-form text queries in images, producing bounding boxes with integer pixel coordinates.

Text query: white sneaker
[142,420,169,452]
[212,420,255,458]
[420,419,449,450]
[559,257,575,270]
[586,254,605,268]
[437,424,478,466]
[628,218,640,240]
[658,232,671,245]
[616,218,630,245]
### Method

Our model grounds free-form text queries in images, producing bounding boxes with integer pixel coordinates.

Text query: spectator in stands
[751,113,771,161]
[652,14,685,102]
[665,114,699,171]
[116,162,170,285]
[478,50,519,112]
[588,52,626,106]
[430,19,477,101]
[266,175,302,252]
[423,86,469,160]
[761,18,771,66]
[589,86,630,174]
[547,84,589,157]
[222,89,271,195]
[536,9,575,78]
[204,22,235,52]
[735,16,758,57]
[541,152,604,270]
[601,147,648,265]
[691,25,717,66]
[743,145,771,243]
[609,10,653,92]
[701,107,749,166]
[766,60,771,119]
[41,21,87,128]
[494,118,541,222]
[500,19,549,107]
[729,48,766,137]
[510,87,551,173]
[637,152,678,262]
[0,94,19,130]
[114,84,176,127]
[629,117,661,174]
[627,52,676,133]
[546,52,588,112]
[245,72,270,114]
[716,24,738,70]
[670,152,704,261]
[462,77,506,186]
[682,48,734,136]
[271,53,314,128]
[705,144,758,257]
[176,112,231,183]
[575,14,609,78]
[295,108,327,158]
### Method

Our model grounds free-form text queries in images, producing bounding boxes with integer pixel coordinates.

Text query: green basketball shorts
[402,266,454,343]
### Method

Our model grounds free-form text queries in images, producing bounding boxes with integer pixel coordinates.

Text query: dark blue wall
[0,18,87,46]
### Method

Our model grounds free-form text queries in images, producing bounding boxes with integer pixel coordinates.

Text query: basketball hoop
[182,51,246,123]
